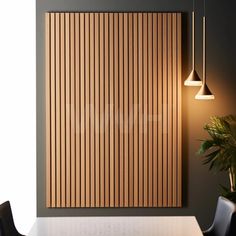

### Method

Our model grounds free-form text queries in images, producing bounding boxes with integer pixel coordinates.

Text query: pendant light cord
[203,0,206,84]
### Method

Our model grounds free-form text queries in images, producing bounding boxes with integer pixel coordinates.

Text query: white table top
[28,216,203,236]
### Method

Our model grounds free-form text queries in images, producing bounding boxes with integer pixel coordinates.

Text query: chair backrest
[0,201,20,236]
[211,196,236,236]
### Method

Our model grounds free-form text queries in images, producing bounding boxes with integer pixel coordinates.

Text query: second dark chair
[203,196,236,236]
[0,201,25,236]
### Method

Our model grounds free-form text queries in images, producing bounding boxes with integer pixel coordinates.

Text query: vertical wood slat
[128,13,134,207]
[50,13,56,208]
[138,13,143,207]
[148,13,153,207]
[94,13,100,207]
[80,13,85,207]
[177,13,182,207]
[99,13,105,207]
[109,13,115,207]
[133,13,139,207]
[55,13,61,208]
[153,13,158,207]
[124,13,129,207]
[75,13,81,207]
[114,13,119,207]
[45,13,51,208]
[46,12,182,208]
[167,13,173,207]
[90,13,95,208]
[119,13,124,208]
[70,13,76,208]
[85,13,90,208]
[60,13,66,208]
[104,13,110,207]
[157,13,163,207]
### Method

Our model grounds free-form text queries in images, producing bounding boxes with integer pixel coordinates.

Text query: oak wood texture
[45,12,182,208]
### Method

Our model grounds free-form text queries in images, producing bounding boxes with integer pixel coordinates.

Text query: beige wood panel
[45,12,182,208]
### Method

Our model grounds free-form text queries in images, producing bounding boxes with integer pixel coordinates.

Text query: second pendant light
[195,0,214,100]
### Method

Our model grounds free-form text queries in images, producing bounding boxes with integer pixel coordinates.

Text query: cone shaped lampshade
[195,16,215,100]
[184,11,202,86]
[195,83,214,100]
[184,69,202,86]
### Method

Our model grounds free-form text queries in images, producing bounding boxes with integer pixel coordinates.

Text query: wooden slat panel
[45,13,51,208]
[75,13,81,207]
[46,12,182,208]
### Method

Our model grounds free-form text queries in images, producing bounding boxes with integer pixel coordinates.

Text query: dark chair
[0,201,25,236]
[203,196,236,236]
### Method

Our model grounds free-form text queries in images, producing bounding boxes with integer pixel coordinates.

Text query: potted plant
[198,115,236,202]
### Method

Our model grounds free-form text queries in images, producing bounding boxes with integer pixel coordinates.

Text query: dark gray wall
[36,0,236,230]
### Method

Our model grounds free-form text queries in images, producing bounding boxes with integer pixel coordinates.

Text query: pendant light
[184,0,202,86]
[195,0,215,100]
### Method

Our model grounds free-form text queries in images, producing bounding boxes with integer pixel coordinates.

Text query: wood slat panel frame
[45,12,182,208]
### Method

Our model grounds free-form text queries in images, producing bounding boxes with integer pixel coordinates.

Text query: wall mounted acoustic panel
[45,12,182,208]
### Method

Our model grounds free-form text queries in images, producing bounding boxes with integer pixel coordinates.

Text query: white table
[28,216,203,236]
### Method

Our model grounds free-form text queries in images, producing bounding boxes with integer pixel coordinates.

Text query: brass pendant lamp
[184,0,202,86]
[195,0,215,99]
